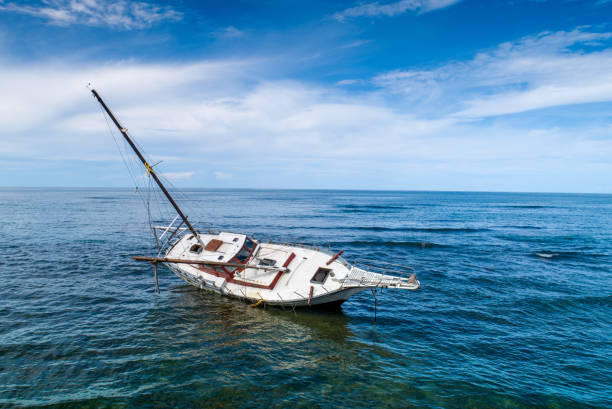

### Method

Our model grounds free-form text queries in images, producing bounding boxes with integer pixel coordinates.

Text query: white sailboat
[92,89,420,308]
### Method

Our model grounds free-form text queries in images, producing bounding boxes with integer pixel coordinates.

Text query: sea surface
[0,188,610,408]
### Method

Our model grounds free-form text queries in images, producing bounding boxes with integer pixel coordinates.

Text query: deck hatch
[189,243,202,253]
[311,267,331,284]
[259,258,276,267]
[205,239,223,252]
[258,258,276,267]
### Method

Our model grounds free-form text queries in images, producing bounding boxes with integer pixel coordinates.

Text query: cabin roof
[182,231,247,262]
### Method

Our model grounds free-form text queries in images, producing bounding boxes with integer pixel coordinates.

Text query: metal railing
[339,266,419,289]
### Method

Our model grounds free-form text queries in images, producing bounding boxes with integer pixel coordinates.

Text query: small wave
[498,234,584,244]
[354,226,488,233]
[336,240,445,249]
[86,196,125,200]
[499,225,542,230]
[534,252,558,259]
[336,204,407,212]
[532,251,608,260]
[500,205,555,209]
[518,294,612,314]
[408,227,487,233]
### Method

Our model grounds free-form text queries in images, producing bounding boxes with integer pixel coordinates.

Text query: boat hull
[167,263,366,308]
[158,231,418,309]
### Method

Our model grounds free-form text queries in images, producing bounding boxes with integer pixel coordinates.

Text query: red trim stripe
[326,250,343,266]
[192,264,286,290]
[283,252,296,268]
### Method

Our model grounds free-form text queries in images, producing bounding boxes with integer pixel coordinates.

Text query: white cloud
[164,171,195,180]
[211,26,244,39]
[342,39,371,48]
[214,171,232,180]
[0,58,451,167]
[373,28,612,118]
[0,59,255,134]
[0,0,182,29]
[336,79,362,86]
[0,28,611,191]
[333,0,460,21]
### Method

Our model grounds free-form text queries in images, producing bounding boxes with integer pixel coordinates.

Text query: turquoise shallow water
[0,188,611,408]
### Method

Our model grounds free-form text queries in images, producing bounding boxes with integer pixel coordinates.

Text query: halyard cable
[97,99,163,242]
[98,102,148,209]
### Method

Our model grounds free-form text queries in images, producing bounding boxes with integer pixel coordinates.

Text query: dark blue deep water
[1,188,611,408]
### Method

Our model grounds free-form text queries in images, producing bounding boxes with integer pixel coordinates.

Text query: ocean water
[0,188,610,408]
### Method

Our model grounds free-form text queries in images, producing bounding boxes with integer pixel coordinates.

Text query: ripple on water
[0,189,610,408]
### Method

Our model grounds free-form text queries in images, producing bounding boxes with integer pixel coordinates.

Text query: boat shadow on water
[162,284,354,345]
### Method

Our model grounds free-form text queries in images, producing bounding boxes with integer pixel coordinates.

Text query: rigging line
[159,175,198,226]
[147,175,158,250]
[98,103,149,210]
[153,177,173,216]
[104,106,157,199]
[98,102,162,246]
[104,109,137,185]
[94,92,199,242]
[133,155,170,225]
[154,187,176,232]
[151,181,176,250]
[156,174,196,230]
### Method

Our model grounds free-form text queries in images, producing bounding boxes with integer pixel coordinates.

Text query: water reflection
[166,284,353,345]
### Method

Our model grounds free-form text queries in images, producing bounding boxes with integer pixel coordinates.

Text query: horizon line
[0,186,610,195]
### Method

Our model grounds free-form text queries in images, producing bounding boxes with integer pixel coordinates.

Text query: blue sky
[0,0,611,192]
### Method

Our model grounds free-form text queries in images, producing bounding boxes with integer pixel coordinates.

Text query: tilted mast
[91,89,204,246]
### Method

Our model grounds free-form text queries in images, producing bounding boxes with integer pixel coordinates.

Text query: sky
[0,0,611,192]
